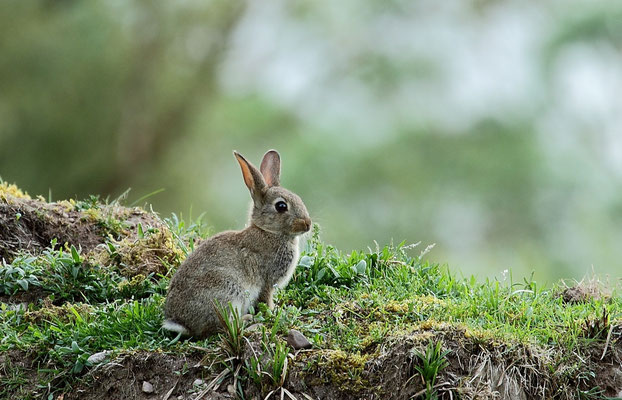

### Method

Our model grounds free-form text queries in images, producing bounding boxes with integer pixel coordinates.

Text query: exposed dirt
[64,351,228,400]
[0,286,50,305]
[0,194,166,264]
[61,324,622,400]
[0,196,104,262]
[561,279,611,304]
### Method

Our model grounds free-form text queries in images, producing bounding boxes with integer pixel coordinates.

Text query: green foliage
[0,241,160,303]
[244,323,292,398]
[215,301,246,359]
[0,258,40,294]
[412,341,450,399]
[164,213,209,256]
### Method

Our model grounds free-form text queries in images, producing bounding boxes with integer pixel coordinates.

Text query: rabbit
[162,149,312,338]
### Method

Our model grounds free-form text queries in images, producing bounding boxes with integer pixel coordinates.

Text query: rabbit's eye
[275,201,288,213]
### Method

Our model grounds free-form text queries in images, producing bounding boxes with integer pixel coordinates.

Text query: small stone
[142,381,154,394]
[287,329,312,350]
[227,384,236,395]
[87,351,109,365]
[246,323,263,332]
[192,379,205,387]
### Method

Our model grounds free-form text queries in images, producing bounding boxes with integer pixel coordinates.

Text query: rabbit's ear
[234,151,267,201]
[260,150,281,187]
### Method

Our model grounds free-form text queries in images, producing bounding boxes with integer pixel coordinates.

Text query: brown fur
[163,150,311,338]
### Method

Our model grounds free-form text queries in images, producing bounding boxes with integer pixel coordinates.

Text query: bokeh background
[1,1,621,283]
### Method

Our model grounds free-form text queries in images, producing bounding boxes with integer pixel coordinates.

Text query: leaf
[298,255,312,267]
[137,223,144,239]
[71,341,80,352]
[17,279,29,291]
[68,304,84,324]
[355,260,367,274]
[71,245,81,263]
[72,361,84,374]
[316,268,326,282]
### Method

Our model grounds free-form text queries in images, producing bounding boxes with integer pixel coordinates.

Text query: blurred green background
[1,1,621,282]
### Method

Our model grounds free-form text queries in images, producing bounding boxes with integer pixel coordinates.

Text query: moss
[0,181,31,202]
[385,300,411,314]
[56,199,76,212]
[310,350,373,393]
[81,208,102,223]
[91,228,184,277]
[117,274,147,292]
[24,299,93,324]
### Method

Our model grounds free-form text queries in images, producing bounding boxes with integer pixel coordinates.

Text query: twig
[194,368,230,400]
[600,323,616,360]
[162,379,178,400]
[282,388,298,400]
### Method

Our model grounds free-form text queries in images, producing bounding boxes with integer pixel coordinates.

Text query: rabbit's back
[163,231,262,336]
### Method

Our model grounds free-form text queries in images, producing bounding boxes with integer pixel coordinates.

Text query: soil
[64,351,227,400]
[0,196,104,262]
[63,325,622,400]
[0,195,167,264]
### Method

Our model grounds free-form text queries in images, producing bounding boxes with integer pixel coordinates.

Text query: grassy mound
[0,185,620,400]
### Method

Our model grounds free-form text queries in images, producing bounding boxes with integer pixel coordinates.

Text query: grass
[0,191,621,399]
[412,340,450,399]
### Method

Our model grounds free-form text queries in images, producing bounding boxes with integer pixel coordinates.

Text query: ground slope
[0,184,621,400]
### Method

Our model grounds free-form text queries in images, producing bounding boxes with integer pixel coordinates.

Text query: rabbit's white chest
[276,237,300,288]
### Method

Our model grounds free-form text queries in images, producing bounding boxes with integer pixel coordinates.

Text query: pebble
[287,329,312,350]
[86,351,109,365]
[192,379,205,387]
[142,381,154,394]
[246,323,263,332]
[227,384,236,395]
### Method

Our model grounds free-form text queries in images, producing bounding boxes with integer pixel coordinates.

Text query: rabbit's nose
[293,217,312,233]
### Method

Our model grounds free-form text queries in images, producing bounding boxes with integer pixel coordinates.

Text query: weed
[215,301,246,360]
[0,257,40,294]
[164,213,209,256]
[0,357,28,399]
[244,324,293,399]
[411,341,450,399]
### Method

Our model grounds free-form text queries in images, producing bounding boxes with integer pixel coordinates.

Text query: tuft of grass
[411,341,450,399]
[244,323,294,399]
[215,301,246,360]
